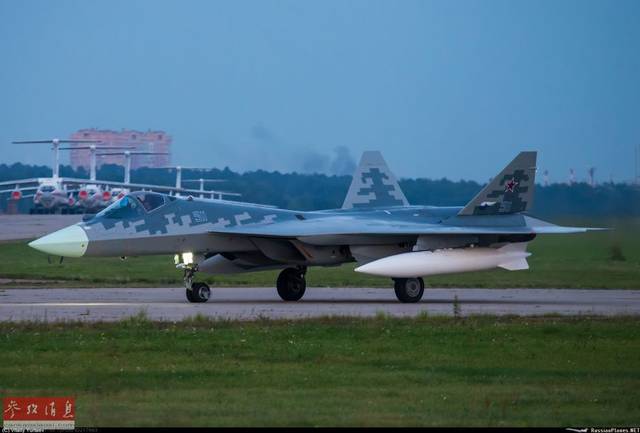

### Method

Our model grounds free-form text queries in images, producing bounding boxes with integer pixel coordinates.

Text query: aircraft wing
[206,215,601,241]
[0,178,42,187]
[0,187,37,194]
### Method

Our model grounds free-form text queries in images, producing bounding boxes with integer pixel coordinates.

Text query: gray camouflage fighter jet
[29,151,598,303]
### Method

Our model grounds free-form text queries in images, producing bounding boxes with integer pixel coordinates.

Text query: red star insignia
[505,179,518,193]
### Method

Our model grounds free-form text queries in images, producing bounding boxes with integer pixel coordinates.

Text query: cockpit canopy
[96,191,170,219]
[136,192,167,212]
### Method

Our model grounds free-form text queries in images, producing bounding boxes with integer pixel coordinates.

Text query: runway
[0,287,639,322]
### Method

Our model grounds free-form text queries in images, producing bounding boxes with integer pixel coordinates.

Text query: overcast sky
[1,0,639,182]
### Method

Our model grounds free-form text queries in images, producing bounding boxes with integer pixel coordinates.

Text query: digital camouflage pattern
[342,151,408,209]
[458,151,537,216]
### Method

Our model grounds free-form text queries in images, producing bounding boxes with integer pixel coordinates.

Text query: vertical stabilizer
[458,151,537,216]
[342,151,409,209]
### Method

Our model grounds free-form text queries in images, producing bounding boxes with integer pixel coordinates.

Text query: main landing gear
[276,267,307,301]
[187,282,211,303]
[183,264,210,303]
[393,277,425,303]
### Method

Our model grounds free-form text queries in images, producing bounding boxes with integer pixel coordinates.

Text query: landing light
[182,252,194,265]
[174,252,195,265]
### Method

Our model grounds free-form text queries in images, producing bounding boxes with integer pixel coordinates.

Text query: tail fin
[458,151,537,216]
[342,151,409,209]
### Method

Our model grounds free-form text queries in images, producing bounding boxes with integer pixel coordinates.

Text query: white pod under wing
[354,242,531,278]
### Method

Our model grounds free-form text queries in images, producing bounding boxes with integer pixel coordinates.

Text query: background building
[69,128,171,170]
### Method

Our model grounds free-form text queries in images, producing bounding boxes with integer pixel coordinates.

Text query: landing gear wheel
[187,282,210,303]
[393,277,424,303]
[186,288,196,302]
[276,268,306,301]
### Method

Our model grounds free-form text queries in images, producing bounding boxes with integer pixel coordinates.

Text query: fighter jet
[28,151,598,303]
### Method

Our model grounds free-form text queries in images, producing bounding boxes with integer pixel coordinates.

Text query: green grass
[1,315,638,426]
[0,219,638,288]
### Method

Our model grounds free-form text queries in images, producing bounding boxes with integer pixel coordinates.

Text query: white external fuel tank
[354,242,531,278]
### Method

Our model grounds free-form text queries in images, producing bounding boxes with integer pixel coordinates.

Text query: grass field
[1,315,638,427]
[0,219,638,288]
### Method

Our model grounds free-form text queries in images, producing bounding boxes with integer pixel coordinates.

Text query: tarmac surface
[0,287,638,322]
[0,214,82,242]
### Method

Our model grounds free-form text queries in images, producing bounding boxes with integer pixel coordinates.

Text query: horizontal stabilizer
[498,258,530,271]
[497,242,530,270]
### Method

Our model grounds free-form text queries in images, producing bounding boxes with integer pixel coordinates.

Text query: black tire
[186,288,196,302]
[276,268,306,301]
[393,278,425,303]
[187,282,211,303]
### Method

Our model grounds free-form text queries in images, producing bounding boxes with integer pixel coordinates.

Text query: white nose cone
[29,225,89,257]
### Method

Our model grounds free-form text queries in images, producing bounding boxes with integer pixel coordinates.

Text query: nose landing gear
[181,264,210,303]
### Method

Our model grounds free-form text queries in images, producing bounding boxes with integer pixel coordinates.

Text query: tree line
[1,162,638,218]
